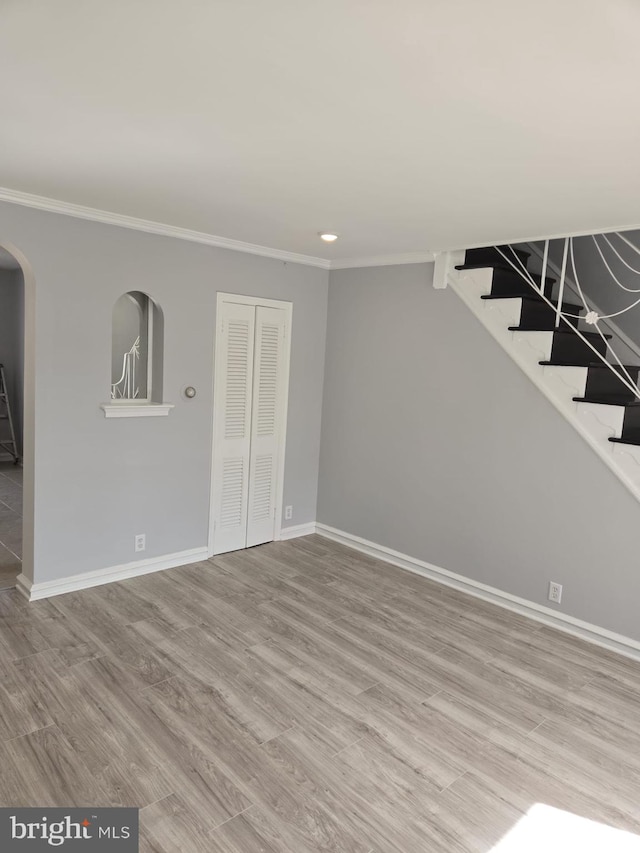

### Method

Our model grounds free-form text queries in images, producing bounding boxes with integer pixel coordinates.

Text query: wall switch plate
[548,581,563,604]
[285,505,293,521]
[135,534,146,553]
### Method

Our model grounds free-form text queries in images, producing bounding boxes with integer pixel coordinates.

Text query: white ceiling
[1,0,639,262]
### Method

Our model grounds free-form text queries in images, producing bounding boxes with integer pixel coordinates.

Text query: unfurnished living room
[2,1,640,851]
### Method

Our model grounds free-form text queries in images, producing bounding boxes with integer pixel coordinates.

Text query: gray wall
[0,267,24,453]
[0,201,327,583]
[319,263,640,642]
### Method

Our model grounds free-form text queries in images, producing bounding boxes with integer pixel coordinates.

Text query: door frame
[208,292,293,558]
[0,240,35,595]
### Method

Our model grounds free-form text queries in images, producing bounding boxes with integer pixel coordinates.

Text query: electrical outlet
[135,534,146,553]
[548,581,563,604]
[285,505,293,521]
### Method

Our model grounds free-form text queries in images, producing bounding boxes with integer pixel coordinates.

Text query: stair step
[458,266,556,295]
[481,294,582,312]
[573,396,640,407]
[541,360,640,392]
[511,328,611,340]
[610,435,640,446]
[557,330,608,361]
[463,246,531,269]
[610,435,640,445]
[539,361,640,370]
[585,365,640,399]
[457,262,532,273]
[491,269,555,299]
[509,320,580,332]
[515,329,608,362]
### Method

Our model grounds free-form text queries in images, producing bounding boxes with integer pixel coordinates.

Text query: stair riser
[519,301,580,330]
[585,368,640,400]
[622,406,640,440]
[551,334,607,363]
[466,247,529,269]
[490,269,554,300]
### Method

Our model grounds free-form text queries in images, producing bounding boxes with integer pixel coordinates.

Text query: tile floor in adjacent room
[0,534,639,852]
[0,460,21,589]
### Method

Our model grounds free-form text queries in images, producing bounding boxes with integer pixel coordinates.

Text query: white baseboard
[315,523,640,663]
[279,522,317,540]
[18,546,210,601]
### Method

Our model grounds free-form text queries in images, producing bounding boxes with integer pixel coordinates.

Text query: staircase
[444,245,640,503]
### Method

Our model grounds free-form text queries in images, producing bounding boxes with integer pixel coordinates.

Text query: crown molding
[2,185,639,274]
[0,186,441,271]
[329,252,435,269]
[0,186,332,269]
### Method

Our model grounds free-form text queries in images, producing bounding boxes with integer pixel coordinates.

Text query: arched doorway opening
[0,242,34,592]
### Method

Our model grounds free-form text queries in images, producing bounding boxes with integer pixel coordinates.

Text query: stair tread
[610,436,640,446]
[573,396,640,407]
[456,262,536,271]
[456,263,554,282]
[539,361,640,370]
[481,294,582,311]
[509,327,612,340]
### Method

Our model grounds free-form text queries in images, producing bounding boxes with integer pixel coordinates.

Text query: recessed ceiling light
[319,233,339,242]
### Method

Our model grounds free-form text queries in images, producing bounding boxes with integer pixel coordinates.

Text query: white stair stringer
[612,441,640,472]
[448,265,640,504]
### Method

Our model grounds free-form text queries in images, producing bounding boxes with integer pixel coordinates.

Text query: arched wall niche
[102,291,171,418]
[111,291,164,403]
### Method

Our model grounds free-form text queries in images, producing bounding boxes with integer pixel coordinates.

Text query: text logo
[0,809,138,851]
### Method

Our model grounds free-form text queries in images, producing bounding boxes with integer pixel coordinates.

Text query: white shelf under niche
[100,402,174,418]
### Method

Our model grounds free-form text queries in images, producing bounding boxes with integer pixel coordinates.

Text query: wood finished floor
[1,535,640,852]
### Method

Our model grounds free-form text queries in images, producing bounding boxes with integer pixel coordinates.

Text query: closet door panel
[212,302,255,555]
[246,306,286,548]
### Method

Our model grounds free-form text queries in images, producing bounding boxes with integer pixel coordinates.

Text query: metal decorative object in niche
[111,292,150,400]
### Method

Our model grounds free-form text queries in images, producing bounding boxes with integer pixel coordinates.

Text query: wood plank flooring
[1,534,640,851]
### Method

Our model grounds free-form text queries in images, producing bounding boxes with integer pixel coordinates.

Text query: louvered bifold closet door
[212,302,256,555]
[246,306,286,548]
